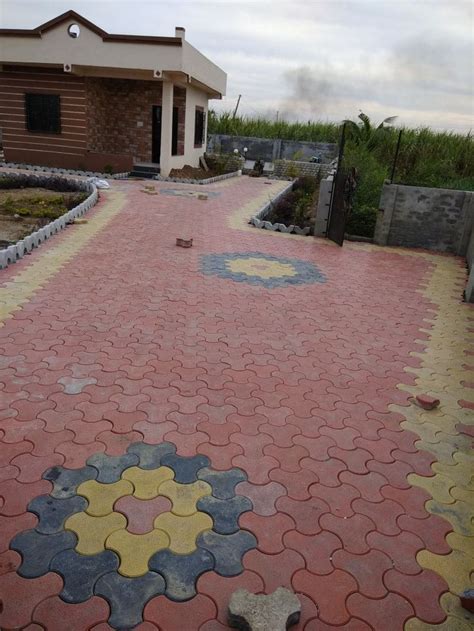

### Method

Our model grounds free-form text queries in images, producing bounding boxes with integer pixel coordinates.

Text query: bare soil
[169,165,220,180]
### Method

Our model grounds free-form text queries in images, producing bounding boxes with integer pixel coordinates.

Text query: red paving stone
[0,175,468,629]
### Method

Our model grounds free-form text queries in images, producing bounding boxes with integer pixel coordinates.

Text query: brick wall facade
[173,86,186,156]
[0,67,188,170]
[85,78,163,163]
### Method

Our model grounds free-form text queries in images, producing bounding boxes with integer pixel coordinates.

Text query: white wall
[162,84,209,175]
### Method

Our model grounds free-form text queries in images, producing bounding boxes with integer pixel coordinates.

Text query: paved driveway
[0,175,473,630]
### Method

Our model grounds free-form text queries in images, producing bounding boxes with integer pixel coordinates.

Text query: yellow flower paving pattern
[0,176,473,630]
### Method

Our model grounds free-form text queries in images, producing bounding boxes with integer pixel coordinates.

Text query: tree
[343,111,398,150]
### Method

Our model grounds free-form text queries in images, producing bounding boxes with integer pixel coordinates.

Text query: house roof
[0,10,182,46]
[0,10,227,97]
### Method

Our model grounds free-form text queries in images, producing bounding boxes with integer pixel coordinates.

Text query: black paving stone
[10,529,77,578]
[51,549,119,603]
[95,571,165,630]
[28,495,87,534]
[160,454,210,484]
[149,548,214,602]
[197,530,257,577]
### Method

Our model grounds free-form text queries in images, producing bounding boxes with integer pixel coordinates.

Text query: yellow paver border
[0,191,126,327]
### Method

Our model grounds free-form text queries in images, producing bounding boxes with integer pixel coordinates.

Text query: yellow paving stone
[106,528,169,577]
[65,511,126,555]
[426,499,473,536]
[432,462,474,491]
[446,532,474,559]
[122,466,174,500]
[76,479,133,517]
[0,191,126,327]
[407,473,455,505]
[418,538,473,595]
[154,512,213,554]
[159,480,212,516]
[450,487,474,505]
[226,257,297,279]
[415,439,457,464]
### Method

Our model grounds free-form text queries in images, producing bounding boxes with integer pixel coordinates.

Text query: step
[129,170,157,179]
[131,163,161,174]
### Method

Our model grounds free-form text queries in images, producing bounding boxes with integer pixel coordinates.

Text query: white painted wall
[161,83,210,176]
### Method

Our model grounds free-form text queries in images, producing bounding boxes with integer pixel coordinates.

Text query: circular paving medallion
[10,442,256,629]
[201,252,326,288]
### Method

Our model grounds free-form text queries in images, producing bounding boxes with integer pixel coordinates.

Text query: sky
[1,0,473,132]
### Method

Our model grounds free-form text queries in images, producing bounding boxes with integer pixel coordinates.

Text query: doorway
[152,105,162,164]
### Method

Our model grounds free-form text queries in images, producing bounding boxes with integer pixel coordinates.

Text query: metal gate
[327,123,357,246]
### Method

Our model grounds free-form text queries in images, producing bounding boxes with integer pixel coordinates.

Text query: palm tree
[343,111,398,150]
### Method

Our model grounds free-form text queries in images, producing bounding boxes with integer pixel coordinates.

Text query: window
[25,94,61,134]
[194,107,206,147]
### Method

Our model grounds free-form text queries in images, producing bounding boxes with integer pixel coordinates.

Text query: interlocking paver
[1,176,472,630]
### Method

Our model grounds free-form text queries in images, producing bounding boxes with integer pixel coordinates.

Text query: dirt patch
[0,187,87,249]
[169,165,220,180]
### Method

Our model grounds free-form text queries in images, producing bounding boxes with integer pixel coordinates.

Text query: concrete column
[160,81,174,177]
[314,177,333,237]
[373,183,398,246]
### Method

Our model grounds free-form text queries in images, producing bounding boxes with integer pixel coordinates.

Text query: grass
[0,189,88,220]
[209,111,474,236]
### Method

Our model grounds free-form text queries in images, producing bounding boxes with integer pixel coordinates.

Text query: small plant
[102,164,114,175]
[291,149,305,161]
[285,162,300,179]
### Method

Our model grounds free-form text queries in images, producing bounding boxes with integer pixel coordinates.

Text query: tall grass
[209,110,474,236]
[208,111,340,142]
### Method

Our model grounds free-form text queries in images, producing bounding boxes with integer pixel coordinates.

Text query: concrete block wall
[273,160,331,179]
[465,226,474,303]
[374,183,474,255]
[205,153,245,173]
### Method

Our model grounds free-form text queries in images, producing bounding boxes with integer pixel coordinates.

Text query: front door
[152,105,162,164]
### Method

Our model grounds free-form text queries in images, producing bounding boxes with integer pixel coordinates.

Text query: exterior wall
[374,183,474,255]
[173,87,186,156]
[465,228,474,303]
[163,83,208,175]
[0,65,87,162]
[208,134,337,163]
[85,77,163,163]
[273,160,332,179]
[0,66,210,173]
[205,153,244,173]
[0,65,132,171]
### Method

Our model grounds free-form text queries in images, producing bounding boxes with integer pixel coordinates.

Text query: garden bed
[250,176,321,235]
[0,172,98,269]
[0,186,88,248]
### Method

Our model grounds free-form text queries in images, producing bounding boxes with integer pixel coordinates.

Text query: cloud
[2,0,473,131]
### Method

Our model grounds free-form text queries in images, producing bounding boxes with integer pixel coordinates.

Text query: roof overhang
[0,10,227,97]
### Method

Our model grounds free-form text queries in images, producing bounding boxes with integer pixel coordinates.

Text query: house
[0,10,226,176]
